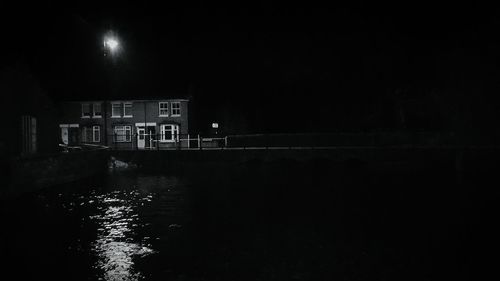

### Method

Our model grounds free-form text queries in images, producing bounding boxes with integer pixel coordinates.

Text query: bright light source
[103,31,121,56]
[212,123,218,128]
[104,38,119,50]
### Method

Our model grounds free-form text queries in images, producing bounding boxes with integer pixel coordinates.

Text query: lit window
[114,125,132,142]
[93,103,102,118]
[123,102,133,117]
[171,102,181,116]
[82,103,91,118]
[159,102,168,116]
[160,124,179,142]
[112,103,121,117]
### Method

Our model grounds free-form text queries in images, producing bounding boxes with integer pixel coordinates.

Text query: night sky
[2,2,500,134]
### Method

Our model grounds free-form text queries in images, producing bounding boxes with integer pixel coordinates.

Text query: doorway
[137,125,156,149]
[137,127,145,149]
[61,127,69,145]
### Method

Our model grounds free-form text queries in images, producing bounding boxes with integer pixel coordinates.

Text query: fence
[225,132,458,148]
[88,134,228,150]
[66,132,462,151]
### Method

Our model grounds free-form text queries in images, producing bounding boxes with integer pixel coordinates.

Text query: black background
[1,1,499,133]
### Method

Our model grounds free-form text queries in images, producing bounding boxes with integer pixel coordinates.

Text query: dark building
[58,98,189,149]
[0,64,59,158]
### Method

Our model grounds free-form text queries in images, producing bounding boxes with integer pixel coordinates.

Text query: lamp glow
[104,37,119,52]
[105,38,118,50]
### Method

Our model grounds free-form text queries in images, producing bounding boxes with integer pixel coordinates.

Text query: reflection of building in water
[90,191,154,281]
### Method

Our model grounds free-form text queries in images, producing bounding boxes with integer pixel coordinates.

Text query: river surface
[1,162,499,280]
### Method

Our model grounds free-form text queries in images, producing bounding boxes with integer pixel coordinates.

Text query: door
[68,127,79,145]
[21,116,37,154]
[61,127,69,144]
[137,127,145,149]
[146,126,156,149]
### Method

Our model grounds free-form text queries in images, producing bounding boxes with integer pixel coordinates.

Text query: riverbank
[3,145,498,201]
[1,148,109,200]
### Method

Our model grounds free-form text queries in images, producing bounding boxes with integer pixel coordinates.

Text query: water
[1,174,190,281]
[1,161,499,280]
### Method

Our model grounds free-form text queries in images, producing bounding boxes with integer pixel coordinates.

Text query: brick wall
[59,100,189,148]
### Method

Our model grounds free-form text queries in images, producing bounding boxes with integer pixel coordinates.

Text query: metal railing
[63,131,468,151]
[75,134,228,150]
[224,132,460,148]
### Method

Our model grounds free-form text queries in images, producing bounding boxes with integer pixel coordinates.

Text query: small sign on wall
[212,123,218,129]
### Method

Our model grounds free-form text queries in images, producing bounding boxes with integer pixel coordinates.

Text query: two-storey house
[58,98,189,149]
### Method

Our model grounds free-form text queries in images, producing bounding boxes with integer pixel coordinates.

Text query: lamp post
[102,31,121,146]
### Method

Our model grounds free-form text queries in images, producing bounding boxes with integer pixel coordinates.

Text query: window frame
[93,103,102,118]
[81,126,90,143]
[93,126,100,142]
[123,102,133,118]
[158,102,169,117]
[81,103,91,118]
[113,125,132,142]
[171,102,181,117]
[111,103,121,118]
[81,126,100,143]
[160,124,179,143]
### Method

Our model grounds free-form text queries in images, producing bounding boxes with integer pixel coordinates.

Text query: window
[81,127,92,143]
[82,126,100,143]
[93,126,100,142]
[123,102,133,117]
[93,103,102,118]
[159,102,168,116]
[114,125,132,142]
[112,103,121,117]
[160,124,179,142]
[171,102,181,116]
[82,103,91,118]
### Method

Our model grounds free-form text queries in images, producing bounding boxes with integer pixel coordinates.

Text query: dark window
[82,104,91,117]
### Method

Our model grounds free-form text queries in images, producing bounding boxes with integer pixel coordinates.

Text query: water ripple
[88,190,156,281]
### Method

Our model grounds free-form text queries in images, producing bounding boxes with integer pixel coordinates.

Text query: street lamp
[103,32,121,57]
[104,38,118,51]
[102,30,122,146]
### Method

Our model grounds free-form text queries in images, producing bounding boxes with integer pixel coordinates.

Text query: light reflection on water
[88,190,156,281]
[2,174,188,280]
